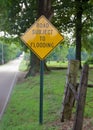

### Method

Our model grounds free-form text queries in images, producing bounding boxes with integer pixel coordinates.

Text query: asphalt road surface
[0,56,23,119]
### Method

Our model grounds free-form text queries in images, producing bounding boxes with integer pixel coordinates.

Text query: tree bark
[37,0,53,19]
[75,0,89,68]
[75,0,83,68]
[61,60,79,122]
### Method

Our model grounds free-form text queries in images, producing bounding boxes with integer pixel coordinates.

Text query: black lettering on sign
[30,42,54,48]
[40,36,45,41]
[36,23,49,28]
[32,29,53,35]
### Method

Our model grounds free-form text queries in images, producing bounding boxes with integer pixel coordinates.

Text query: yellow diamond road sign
[21,15,64,60]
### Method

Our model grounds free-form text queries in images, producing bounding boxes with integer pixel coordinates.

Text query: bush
[0,42,22,64]
[85,57,93,64]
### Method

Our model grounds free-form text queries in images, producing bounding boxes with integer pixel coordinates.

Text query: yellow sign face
[21,15,64,60]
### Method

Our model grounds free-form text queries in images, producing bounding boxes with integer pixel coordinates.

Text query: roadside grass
[0,70,66,130]
[0,62,93,129]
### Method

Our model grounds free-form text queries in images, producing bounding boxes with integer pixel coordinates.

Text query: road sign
[21,15,64,60]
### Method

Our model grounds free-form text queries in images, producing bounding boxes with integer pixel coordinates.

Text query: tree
[75,0,90,68]
[52,0,93,67]
[0,0,93,73]
[0,0,38,74]
[0,0,54,76]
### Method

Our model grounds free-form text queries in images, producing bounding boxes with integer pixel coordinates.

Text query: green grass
[85,69,93,118]
[0,67,93,130]
[47,61,93,68]
[47,61,68,68]
[0,70,65,130]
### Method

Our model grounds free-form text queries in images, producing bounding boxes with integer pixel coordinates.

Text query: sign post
[39,60,44,124]
[21,15,64,124]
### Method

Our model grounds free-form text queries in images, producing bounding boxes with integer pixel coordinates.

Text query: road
[0,56,23,119]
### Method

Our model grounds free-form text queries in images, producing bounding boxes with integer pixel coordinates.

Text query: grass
[47,61,68,68]
[47,61,93,69]
[19,60,93,71]
[0,70,65,130]
[0,62,93,130]
[85,69,93,118]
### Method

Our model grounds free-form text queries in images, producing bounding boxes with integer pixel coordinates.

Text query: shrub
[85,57,93,64]
[0,42,22,64]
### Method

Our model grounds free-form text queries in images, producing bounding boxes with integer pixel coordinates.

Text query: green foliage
[1,0,93,36]
[47,44,68,62]
[0,0,93,68]
[52,0,75,31]
[66,46,88,61]
[19,52,30,71]
[81,51,88,61]
[52,0,93,57]
[82,34,93,54]
[85,56,93,64]
[0,0,7,31]
[0,39,22,64]
[0,0,37,35]
[66,46,75,60]
[52,0,93,32]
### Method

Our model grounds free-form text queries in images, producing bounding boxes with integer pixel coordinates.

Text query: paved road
[0,56,23,119]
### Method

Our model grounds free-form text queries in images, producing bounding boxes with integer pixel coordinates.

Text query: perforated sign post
[21,15,64,124]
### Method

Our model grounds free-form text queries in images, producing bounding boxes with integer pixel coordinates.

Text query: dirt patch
[47,117,93,130]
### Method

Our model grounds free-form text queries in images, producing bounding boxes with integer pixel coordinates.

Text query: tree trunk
[61,60,79,122]
[37,0,53,19]
[26,0,53,76]
[75,0,83,68]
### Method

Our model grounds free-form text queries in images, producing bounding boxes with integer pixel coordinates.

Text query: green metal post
[39,60,44,124]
